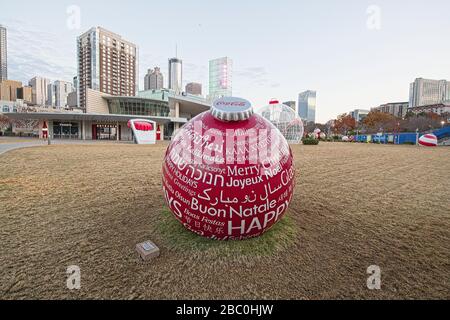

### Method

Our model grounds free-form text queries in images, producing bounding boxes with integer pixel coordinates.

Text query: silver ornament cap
[211,97,253,122]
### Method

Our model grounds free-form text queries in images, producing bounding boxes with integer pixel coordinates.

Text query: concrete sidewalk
[0,137,133,155]
[0,139,46,155]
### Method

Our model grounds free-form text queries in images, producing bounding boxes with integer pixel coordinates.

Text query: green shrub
[302,137,320,145]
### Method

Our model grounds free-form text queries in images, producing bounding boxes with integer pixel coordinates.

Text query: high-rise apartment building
[185,82,202,96]
[144,67,164,90]
[29,77,50,106]
[77,27,138,110]
[409,78,450,108]
[209,57,232,99]
[372,102,409,118]
[47,80,74,108]
[349,109,370,122]
[168,58,182,93]
[47,83,55,106]
[0,25,7,81]
[298,90,316,124]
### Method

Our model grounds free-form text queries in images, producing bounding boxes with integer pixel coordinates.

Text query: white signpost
[128,119,157,145]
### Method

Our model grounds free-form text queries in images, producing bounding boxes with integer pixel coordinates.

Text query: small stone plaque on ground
[136,240,160,261]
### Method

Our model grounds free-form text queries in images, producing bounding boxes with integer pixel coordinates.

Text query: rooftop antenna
[175,44,178,58]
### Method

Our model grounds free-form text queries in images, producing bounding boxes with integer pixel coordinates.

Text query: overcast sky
[1,0,449,122]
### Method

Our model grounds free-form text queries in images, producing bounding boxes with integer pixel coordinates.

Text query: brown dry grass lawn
[0,142,449,300]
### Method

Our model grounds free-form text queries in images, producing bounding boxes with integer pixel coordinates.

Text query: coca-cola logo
[216,101,247,107]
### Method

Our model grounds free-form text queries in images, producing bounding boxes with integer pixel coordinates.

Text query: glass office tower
[0,25,7,81]
[168,58,183,93]
[298,90,316,124]
[209,57,233,100]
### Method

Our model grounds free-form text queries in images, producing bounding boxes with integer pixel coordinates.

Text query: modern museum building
[3,89,211,141]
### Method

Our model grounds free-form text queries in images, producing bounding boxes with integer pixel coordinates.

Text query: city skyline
[1,0,450,122]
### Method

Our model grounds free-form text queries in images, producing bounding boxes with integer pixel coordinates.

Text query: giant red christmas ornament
[162,97,295,240]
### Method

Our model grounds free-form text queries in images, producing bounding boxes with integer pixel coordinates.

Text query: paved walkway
[0,139,46,155]
[0,138,133,155]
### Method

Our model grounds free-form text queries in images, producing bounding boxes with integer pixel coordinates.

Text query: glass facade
[298,90,316,124]
[106,97,170,117]
[94,124,119,140]
[137,89,169,102]
[53,122,79,139]
[209,57,233,99]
